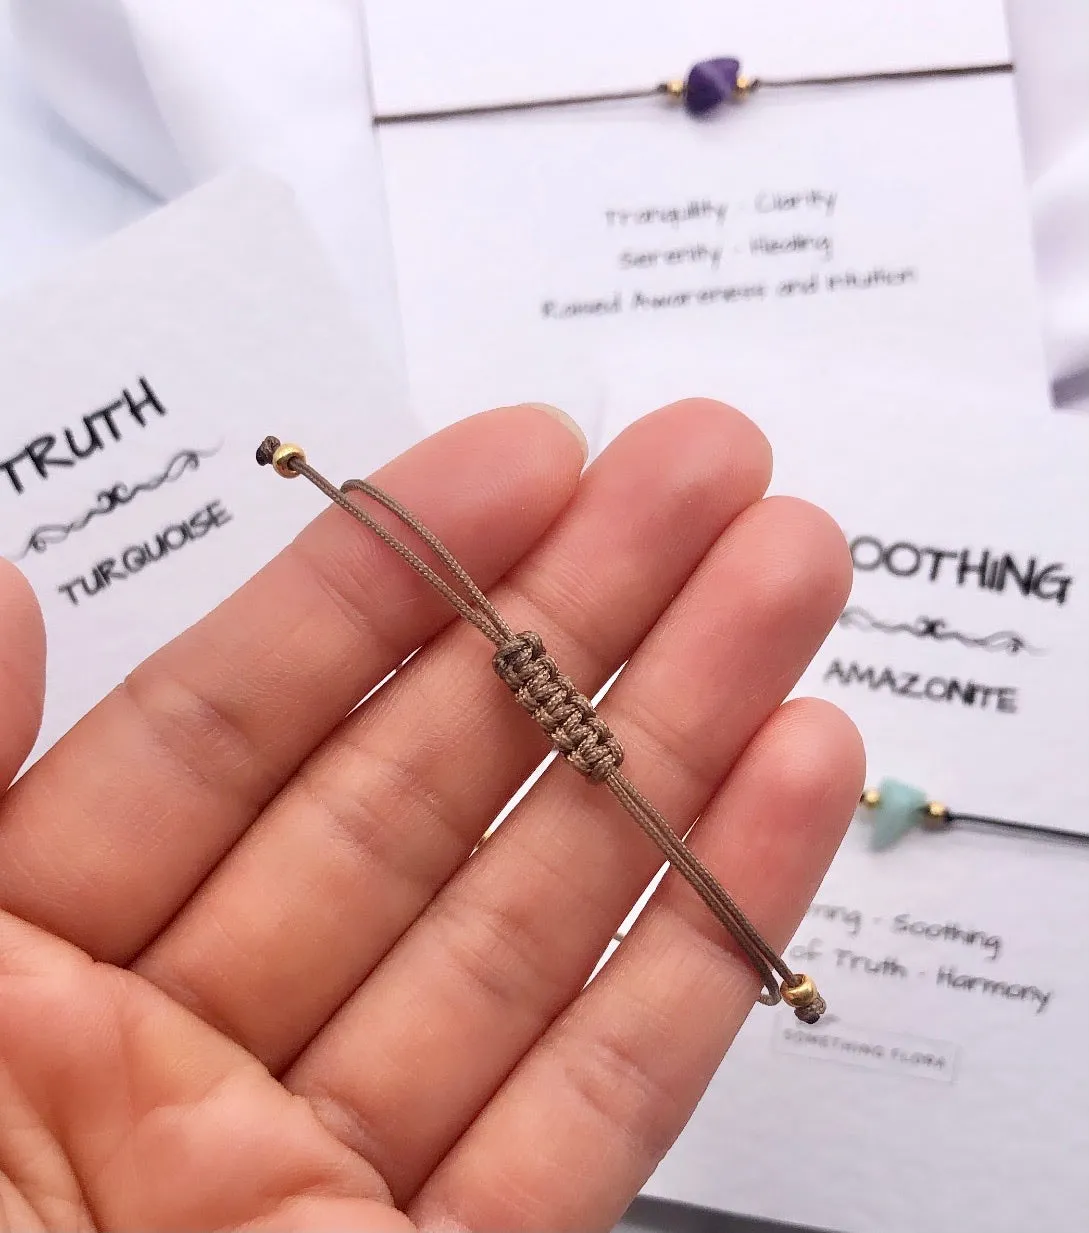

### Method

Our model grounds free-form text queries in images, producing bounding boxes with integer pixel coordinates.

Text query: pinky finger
[410,698,864,1233]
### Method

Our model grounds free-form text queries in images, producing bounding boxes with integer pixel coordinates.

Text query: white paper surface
[645,818,1089,1233]
[771,405,1089,839]
[630,406,1089,1232]
[0,169,421,764]
[363,0,1051,440]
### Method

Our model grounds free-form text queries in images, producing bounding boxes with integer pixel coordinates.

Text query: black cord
[947,811,1089,847]
[372,60,1014,125]
[757,61,1013,91]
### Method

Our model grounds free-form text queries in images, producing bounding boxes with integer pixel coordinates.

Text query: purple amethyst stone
[683,57,741,117]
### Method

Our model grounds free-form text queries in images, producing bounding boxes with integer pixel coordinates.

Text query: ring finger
[412,698,864,1231]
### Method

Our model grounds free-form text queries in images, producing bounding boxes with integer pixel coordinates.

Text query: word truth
[1,378,167,497]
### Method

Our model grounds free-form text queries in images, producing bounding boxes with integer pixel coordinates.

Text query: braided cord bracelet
[256,436,825,1024]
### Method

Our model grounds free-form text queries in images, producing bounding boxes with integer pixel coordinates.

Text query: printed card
[644,819,1089,1233]
[0,169,420,765]
[363,0,1051,440]
[622,404,1089,1232]
[772,404,1089,839]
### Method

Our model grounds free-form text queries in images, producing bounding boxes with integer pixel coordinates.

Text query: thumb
[0,559,46,787]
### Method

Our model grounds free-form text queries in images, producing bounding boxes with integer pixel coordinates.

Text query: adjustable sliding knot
[493,632,624,783]
[257,437,826,1023]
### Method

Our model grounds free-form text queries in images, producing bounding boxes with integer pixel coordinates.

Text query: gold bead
[272,442,306,478]
[923,800,950,830]
[861,787,882,808]
[781,974,818,1007]
[735,74,754,96]
[663,79,685,99]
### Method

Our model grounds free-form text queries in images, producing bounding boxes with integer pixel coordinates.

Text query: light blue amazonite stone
[868,778,928,851]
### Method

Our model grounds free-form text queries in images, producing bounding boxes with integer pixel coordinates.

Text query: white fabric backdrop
[0,4,1085,1230]
[2,0,1086,408]
[0,1,150,288]
[1,0,405,372]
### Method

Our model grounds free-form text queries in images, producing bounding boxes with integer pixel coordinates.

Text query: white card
[0,169,421,765]
[774,404,1089,839]
[591,359,1089,842]
[645,822,1089,1233]
[363,0,1052,440]
[636,407,1089,1232]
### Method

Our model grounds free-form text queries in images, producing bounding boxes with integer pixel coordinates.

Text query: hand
[0,401,863,1232]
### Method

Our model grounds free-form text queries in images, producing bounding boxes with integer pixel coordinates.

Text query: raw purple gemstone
[683,57,741,117]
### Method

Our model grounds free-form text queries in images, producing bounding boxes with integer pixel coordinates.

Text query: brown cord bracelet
[256,436,826,1023]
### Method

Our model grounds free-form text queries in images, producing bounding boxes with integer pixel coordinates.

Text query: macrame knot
[493,632,624,783]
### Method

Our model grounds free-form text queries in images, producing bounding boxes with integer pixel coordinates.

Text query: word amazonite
[822,658,1017,713]
[57,500,233,607]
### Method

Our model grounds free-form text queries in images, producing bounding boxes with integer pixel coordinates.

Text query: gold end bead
[663,79,686,99]
[272,442,306,479]
[734,74,755,97]
[781,974,816,1006]
[923,800,950,830]
[781,974,826,1023]
[861,787,882,808]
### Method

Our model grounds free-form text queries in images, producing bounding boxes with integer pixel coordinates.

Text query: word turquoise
[57,500,232,607]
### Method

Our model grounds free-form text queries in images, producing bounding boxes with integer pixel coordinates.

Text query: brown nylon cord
[256,436,826,1023]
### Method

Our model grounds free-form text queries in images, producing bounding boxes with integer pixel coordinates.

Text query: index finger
[0,404,587,961]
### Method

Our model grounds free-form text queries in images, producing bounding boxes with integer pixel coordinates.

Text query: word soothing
[849,535,1073,605]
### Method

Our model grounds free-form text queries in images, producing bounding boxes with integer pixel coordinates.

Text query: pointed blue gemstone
[683,58,742,117]
[868,778,928,851]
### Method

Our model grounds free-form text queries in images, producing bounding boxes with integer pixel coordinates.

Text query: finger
[409,699,865,1232]
[133,400,773,1067]
[0,559,46,788]
[0,405,586,960]
[286,496,851,1202]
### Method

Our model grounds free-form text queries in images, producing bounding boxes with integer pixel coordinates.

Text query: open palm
[0,401,863,1232]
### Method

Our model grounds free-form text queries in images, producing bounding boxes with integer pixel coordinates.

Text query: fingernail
[526,402,588,462]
